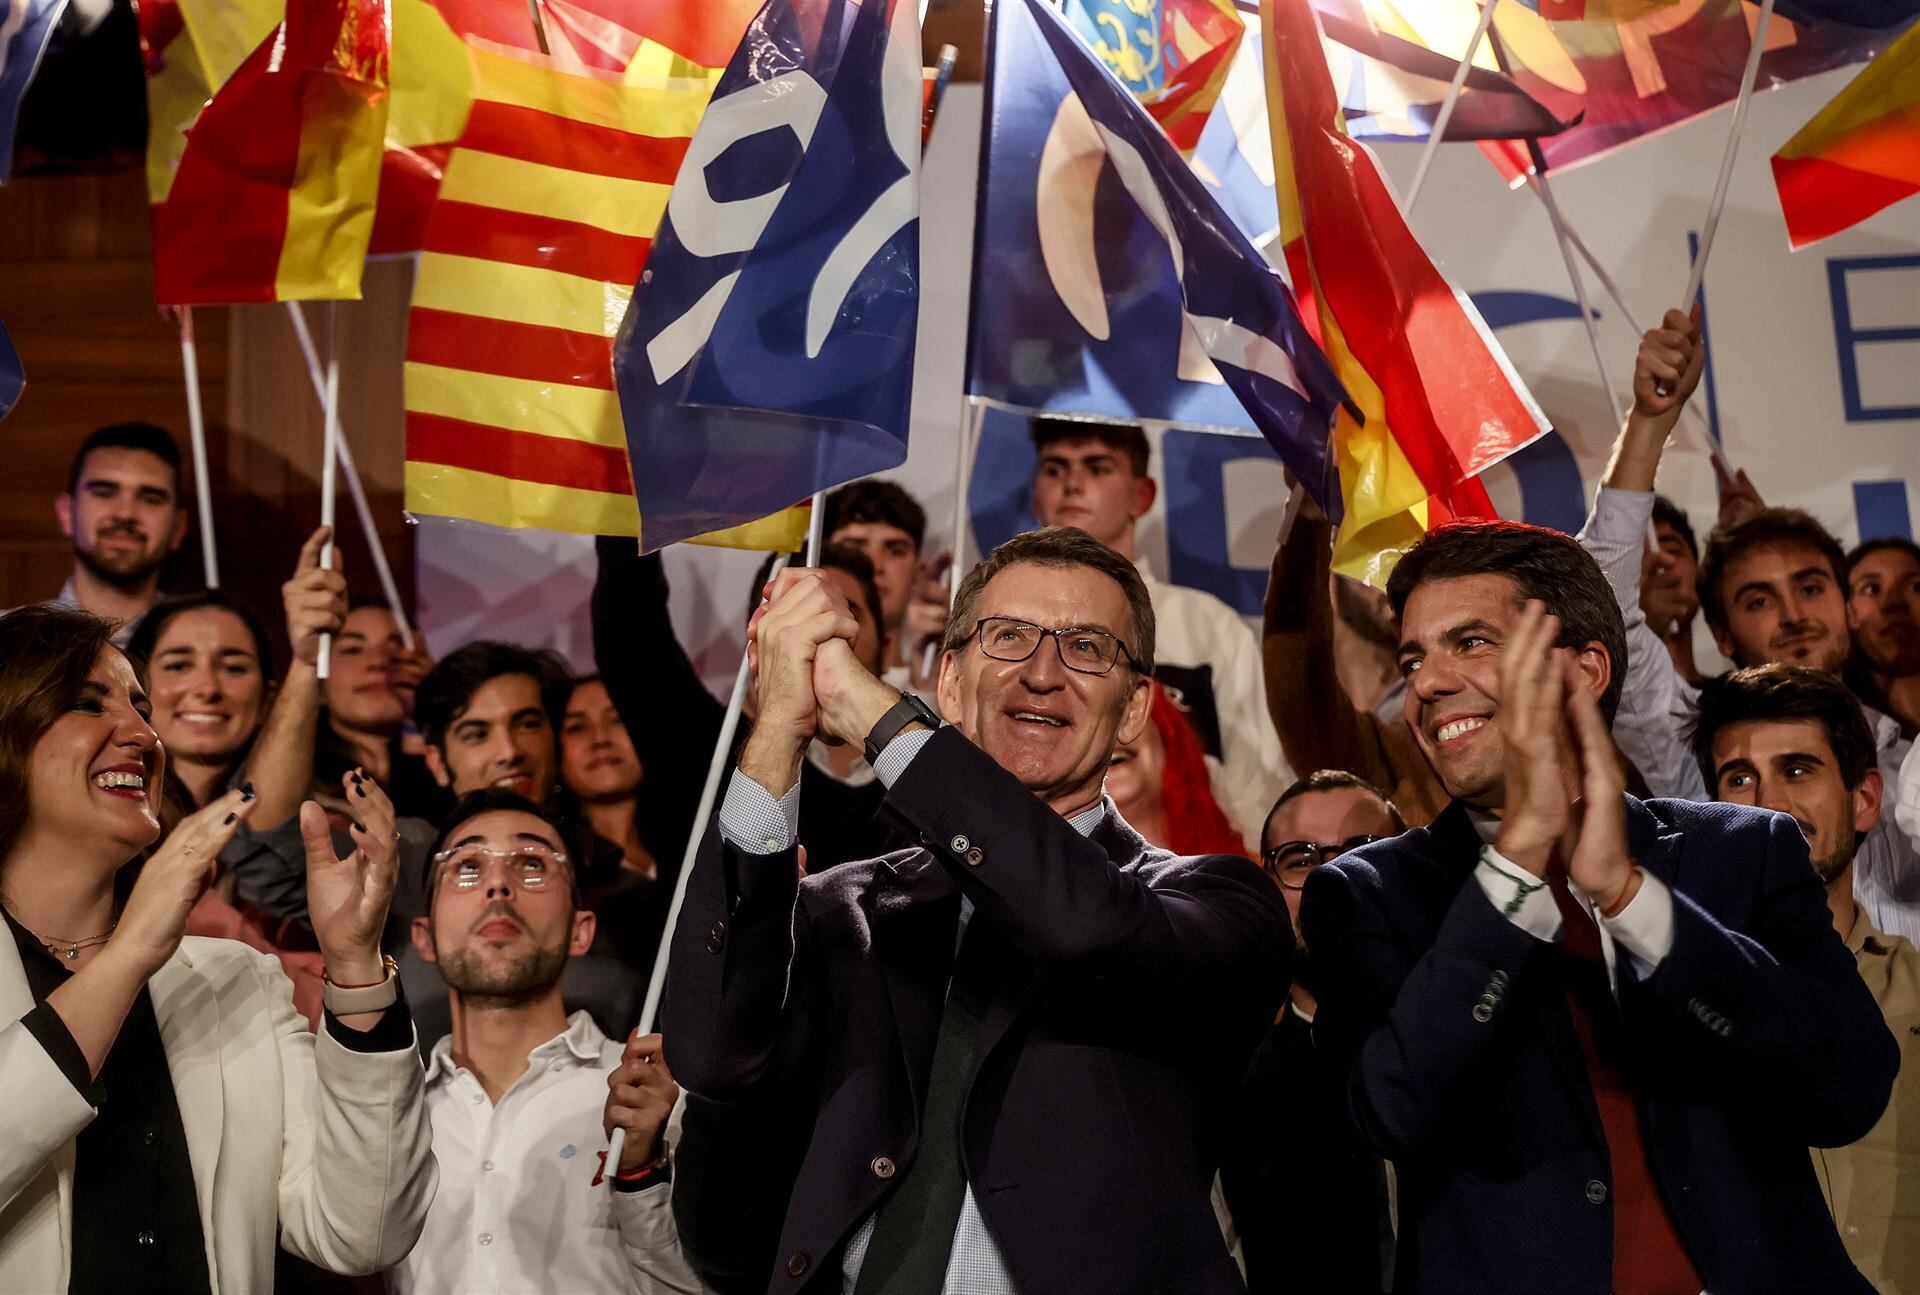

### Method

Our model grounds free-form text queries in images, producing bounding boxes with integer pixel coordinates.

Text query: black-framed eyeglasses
[970,616,1135,676]
[1261,836,1386,889]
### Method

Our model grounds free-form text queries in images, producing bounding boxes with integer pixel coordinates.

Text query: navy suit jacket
[662,726,1292,1295]
[1301,795,1899,1295]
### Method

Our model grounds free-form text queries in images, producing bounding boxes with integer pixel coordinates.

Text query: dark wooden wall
[0,164,415,668]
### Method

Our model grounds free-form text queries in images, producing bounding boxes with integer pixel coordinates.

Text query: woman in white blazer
[0,606,438,1293]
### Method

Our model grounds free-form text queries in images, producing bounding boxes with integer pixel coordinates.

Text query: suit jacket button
[705,933,725,954]
[787,1252,811,1277]
[1586,1179,1608,1204]
[710,920,728,940]
[965,847,984,867]
[1472,1003,1494,1023]
[871,1155,897,1179]
[950,834,970,854]
[1490,969,1509,987]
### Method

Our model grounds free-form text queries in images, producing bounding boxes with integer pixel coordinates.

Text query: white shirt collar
[424,1009,608,1088]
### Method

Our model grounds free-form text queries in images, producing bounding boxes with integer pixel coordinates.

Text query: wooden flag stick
[1404,0,1497,213]
[316,303,342,680]
[1657,0,1776,395]
[177,307,220,589]
[284,302,416,648]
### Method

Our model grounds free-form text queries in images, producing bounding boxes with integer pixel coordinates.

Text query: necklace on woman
[3,906,116,961]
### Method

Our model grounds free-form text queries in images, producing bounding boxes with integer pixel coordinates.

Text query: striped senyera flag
[402,41,714,537]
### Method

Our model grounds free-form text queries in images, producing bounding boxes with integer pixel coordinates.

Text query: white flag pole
[1656,0,1776,395]
[1533,170,1626,421]
[1403,0,1497,213]
[612,546,799,1183]
[177,307,220,589]
[316,303,342,680]
[284,302,416,647]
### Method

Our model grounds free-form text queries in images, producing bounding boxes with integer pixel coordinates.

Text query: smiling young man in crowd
[1578,307,1919,944]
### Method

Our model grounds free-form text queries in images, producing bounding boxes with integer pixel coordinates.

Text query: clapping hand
[112,787,258,978]
[300,769,399,987]
[1494,601,1572,878]
[1562,655,1637,915]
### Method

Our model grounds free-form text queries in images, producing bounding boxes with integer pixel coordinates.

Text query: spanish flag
[1772,21,1920,250]
[150,0,391,305]
[1263,0,1550,587]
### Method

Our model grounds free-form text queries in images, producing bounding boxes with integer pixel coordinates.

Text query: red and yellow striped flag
[1772,21,1920,250]
[150,0,391,305]
[402,42,784,541]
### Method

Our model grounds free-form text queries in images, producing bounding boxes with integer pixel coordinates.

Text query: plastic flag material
[0,316,22,422]
[997,0,1349,505]
[1264,0,1550,587]
[1064,0,1247,153]
[151,0,391,305]
[613,0,923,552]
[132,0,283,207]
[1473,0,1911,181]
[1772,19,1920,247]
[402,40,718,537]
[1,0,66,181]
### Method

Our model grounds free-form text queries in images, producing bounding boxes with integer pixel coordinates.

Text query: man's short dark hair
[822,480,926,552]
[1386,520,1628,723]
[1696,508,1846,635]
[1651,495,1697,560]
[414,641,573,751]
[944,526,1156,675]
[1265,769,1405,841]
[1031,415,1151,479]
[1689,664,1876,795]
[423,788,585,907]
[749,543,886,631]
[66,422,183,497]
[1846,536,1920,584]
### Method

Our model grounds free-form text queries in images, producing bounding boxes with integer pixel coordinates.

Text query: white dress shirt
[1578,485,1920,946]
[388,1011,706,1295]
[716,726,1112,1295]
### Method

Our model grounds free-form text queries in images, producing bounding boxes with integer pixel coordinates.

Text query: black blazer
[1301,795,1899,1295]
[662,726,1292,1294]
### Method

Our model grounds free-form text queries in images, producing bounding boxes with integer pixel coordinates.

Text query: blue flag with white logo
[1,0,66,181]
[613,0,920,552]
[0,316,22,421]
[973,0,1348,505]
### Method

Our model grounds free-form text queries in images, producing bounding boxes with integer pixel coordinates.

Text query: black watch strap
[864,693,941,766]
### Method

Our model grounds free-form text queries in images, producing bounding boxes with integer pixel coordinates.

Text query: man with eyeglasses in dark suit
[1219,770,1404,1294]
[662,526,1292,1295]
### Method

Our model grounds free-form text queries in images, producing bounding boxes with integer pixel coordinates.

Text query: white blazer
[0,932,438,1293]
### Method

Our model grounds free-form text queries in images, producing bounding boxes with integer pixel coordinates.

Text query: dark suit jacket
[1301,795,1900,1295]
[662,726,1293,1295]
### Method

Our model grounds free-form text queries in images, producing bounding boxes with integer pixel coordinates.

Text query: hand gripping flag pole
[284,302,417,648]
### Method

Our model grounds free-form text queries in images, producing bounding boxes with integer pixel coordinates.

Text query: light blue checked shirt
[717,727,1107,1295]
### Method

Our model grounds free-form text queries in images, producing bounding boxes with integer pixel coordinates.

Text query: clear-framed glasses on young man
[430,843,571,892]
[1261,836,1386,890]
[971,616,1134,676]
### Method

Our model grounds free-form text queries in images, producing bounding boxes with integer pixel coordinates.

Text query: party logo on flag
[972,0,1348,506]
[1,0,68,181]
[613,0,922,552]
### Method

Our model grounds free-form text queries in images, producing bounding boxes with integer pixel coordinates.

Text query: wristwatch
[864,693,941,766]
[321,954,400,1015]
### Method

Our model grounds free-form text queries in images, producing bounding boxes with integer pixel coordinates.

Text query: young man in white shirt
[386,789,705,1295]
[1029,414,1289,842]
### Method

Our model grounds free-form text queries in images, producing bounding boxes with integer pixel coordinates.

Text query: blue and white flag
[974,0,1348,505]
[1,0,67,181]
[613,0,920,552]
[1189,14,1278,250]
[0,315,22,421]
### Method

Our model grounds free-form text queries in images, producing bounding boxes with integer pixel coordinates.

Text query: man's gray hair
[942,527,1156,675]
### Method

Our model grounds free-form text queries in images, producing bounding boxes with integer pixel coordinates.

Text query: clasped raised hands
[1494,602,1636,913]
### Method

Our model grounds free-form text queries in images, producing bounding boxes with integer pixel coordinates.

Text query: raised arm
[245,528,344,832]
[1578,309,1710,800]
[1265,504,1370,780]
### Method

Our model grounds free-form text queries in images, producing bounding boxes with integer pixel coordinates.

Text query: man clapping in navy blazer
[1301,519,1898,1295]
[662,527,1291,1294]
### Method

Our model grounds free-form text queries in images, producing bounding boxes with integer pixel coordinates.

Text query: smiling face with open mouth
[146,606,267,767]
[1396,574,1524,811]
[937,560,1151,815]
[25,648,167,860]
